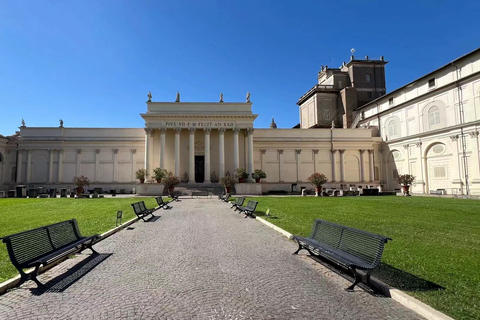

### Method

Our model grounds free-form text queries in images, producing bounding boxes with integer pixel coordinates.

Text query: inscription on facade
[164,121,235,128]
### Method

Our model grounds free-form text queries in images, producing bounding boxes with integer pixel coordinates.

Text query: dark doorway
[195,156,205,183]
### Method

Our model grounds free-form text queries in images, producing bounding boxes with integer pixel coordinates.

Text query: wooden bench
[1,219,99,287]
[131,201,157,221]
[292,219,392,291]
[230,197,245,209]
[236,200,258,218]
[155,196,172,210]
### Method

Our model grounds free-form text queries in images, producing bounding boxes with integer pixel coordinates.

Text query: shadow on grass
[373,263,445,292]
[254,210,279,219]
[31,253,112,295]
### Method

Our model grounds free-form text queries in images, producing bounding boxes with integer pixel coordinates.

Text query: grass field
[243,196,480,320]
[0,197,158,283]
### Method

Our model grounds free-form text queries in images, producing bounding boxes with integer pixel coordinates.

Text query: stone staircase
[173,183,225,197]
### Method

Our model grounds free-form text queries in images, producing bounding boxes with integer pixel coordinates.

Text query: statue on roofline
[147,91,152,102]
[21,119,25,127]
[246,91,251,103]
[175,91,180,102]
[219,93,224,103]
[59,119,64,128]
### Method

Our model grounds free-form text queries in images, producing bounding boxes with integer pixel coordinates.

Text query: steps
[173,183,225,197]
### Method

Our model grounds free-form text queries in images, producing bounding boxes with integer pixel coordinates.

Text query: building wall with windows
[357,47,480,195]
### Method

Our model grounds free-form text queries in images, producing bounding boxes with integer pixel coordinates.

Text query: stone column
[313,149,319,173]
[113,149,118,182]
[450,135,463,194]
[94,149,100,182]
[16,149,23,183]
[278,149,284,182]
[247,129,254,182]
[339,149,346,182]
[368,149,375,182]
[131,149,137,182]
[76,149,81,176]
[57,149,63,183]
[469,131,480,183]
[189,128,196,183]
[233,128,240,171]
[331,149,337,182]
[295,149,302,182]
[218,129,225,178]
[403,144,410,174]
[174,129,181,177]
[204,128,211,183]
[144,128,152,173]
[48,149,55,183]
[415,142,426,193]
[359,149,366,182]
[26,149,32,183]
[160,129,166,169]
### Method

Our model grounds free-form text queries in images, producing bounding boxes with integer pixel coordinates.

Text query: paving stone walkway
[0,199,424,319]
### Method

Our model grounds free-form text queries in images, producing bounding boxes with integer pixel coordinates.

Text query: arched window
[428,106,441,128]
[366,73,371,83]
[388,120,398,138]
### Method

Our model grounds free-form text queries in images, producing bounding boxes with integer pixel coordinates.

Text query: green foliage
[152,167,167,181]
[252,169,266,179]
[395,174,416,186]
[73,175,90,187]
[239,196,480,320]
[307,172,328,186]
[162,172,180,188]
[135,168,148,179]
[219,175,236,187]
[210,171,219,183]
[181,171,189,183]
[235,168,249,179]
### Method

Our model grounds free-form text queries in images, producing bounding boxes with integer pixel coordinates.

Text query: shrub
[235,168,249,179]
[135,168,148,180]
[181,171,189,183]
[162,172,180,188]
[220,175,236,188]
[73,175,90,187]
[395,174,416,186]
[211,171,219,183]
[153,167,167,181]
[307,172,328,187]
[252,169,267,179]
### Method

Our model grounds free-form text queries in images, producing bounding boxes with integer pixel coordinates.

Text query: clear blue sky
[1,0,479,136]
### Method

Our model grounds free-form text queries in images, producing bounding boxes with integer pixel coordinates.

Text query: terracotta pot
[225,187,231,193]
[255,178,261,183]
[75,187,84,195]
[156,179,161,183]
[239,178,246,183]
[139,179,145,184]
[315,186,322,197]
[168,187,175,194]
[402,185,411,196]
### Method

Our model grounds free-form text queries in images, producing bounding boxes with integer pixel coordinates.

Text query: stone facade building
[1,47,479,196]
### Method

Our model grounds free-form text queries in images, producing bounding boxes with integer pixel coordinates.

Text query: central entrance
[195,155,205,183]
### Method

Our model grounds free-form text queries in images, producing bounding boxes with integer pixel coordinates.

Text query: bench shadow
[146,215,161,222]
[308,255,444,295]
[254,210,279,219]
[31,253,112,295]
[372,263,445,292]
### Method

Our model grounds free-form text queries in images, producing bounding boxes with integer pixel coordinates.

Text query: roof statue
[21,119,25,127]
[219,93,224,103]
[331,120,335,129]
[246,91,251,103]
[270,117,277,129]
[147,91,152,102]
[175,91,180,102]
[59,119,64,128]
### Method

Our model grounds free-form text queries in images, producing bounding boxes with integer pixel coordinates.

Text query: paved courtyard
[0,198,423,319]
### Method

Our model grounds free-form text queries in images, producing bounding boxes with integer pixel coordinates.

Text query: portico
[141,101,257,183]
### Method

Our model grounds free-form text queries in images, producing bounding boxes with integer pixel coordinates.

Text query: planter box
[136,183,165,196]
[235,183,262,195]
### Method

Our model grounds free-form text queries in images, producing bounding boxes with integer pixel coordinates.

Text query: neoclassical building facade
[1,47,479,195]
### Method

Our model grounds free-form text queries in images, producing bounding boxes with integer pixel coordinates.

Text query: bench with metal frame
[219,193,230,202]
[155,196,172,210]
[292,219,392,291]
[131,201,157,221]
[236,200,258,218]
[1,219,99,288]
[230,197,245,209]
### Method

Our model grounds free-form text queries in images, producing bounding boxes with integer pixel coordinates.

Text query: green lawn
[243,196,480,320]
[0,197,158,283]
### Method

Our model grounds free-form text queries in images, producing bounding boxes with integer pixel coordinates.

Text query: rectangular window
[428,78,436,88]
[433,166,446,178]
[389,97,394,106]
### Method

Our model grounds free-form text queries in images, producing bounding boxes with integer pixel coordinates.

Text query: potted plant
[135,168,148,183]
[219,175,236,193]
[252,169,266,183]
[210,171,219,183]
[73,175,90,195]
[395,174,416,196]
[235,168,249,183]
[162,172,180,195]
[307,172,328,197]
[181,171,189,183]
[153,167,167,183]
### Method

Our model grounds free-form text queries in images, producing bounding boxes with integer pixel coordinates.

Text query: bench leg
[30,265,45,288]
[293,243,306,255]
[346,267,361,292]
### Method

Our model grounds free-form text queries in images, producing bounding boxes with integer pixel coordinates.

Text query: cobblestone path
[0,199,423,319]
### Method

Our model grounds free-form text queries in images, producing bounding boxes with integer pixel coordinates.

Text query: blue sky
[1,0,479,136]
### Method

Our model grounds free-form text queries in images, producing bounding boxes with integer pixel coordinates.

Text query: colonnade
[144,127,255,183]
